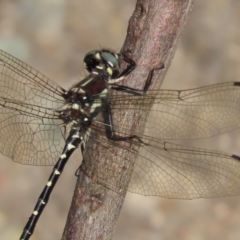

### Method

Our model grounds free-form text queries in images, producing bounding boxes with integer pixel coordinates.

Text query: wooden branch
[62,0,193,239]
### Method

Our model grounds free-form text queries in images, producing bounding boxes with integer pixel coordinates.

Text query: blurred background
[0,0,240,240]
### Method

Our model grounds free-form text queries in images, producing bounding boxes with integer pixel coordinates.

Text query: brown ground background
[0,1,240,240]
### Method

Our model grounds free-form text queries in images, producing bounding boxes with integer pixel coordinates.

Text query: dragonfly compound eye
[100,51,120,78]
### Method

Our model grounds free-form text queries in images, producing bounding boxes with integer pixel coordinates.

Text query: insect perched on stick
[1,49,240,239]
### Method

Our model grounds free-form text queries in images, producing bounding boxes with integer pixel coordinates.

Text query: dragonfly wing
[0,49,66,165]
[110,82,240,140]
[129,139,240,199]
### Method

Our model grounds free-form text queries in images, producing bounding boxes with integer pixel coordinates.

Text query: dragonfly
[1,48,240,240]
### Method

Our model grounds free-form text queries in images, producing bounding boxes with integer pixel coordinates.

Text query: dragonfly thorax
[61,74,109,127]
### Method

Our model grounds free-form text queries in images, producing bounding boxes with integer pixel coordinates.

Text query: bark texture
[62,0,194,239]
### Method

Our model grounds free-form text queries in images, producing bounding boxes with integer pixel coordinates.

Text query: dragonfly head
[84,50,120,78]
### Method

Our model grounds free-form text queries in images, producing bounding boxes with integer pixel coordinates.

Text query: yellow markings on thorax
[100,88,108,97]
[107,67,113,76]
[72,103,80,110]
[90,88,108,113]
[90,100,101,113]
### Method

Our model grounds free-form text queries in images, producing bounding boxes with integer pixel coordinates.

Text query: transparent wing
[81,119,240,199]
[0,49,66,165]
[129,140,240,199]
[110,82,240,140]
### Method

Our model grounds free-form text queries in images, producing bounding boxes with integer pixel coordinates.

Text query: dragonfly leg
[112,63,164,95]
[102,99,143,143]
[117,52,136,78]
[75,142,86,177]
